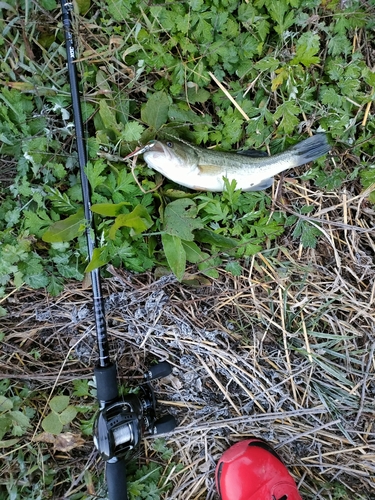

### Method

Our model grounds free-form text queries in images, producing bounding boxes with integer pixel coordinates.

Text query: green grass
[1,0,375,498]
[1,0,374,303]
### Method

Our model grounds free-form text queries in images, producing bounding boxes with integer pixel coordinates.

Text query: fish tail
[288,134,331,167]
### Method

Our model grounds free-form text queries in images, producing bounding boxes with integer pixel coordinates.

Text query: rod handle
[106,458,128,500]
[95,363,119,403]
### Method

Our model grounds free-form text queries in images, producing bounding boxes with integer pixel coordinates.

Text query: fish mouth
[124,140,165,160]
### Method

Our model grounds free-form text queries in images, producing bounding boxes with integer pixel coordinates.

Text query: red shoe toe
[216,439,302,500]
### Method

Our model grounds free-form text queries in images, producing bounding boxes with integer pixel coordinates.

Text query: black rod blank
[59,6,129,498]
[60,0,110,368]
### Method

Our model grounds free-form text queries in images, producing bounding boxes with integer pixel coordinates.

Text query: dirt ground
[2,182,375,499]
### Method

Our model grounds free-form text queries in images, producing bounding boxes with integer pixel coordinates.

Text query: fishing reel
[93,361,177,462]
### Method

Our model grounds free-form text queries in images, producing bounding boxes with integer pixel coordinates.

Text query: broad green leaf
[97,68,112,88]
[42,208,85,242]
[300,224,321,249]
[59,406,78,425]
[0,416,11,440]
[0,132,15,145]
[106,0,131,21]
[81,103,96,125]
[85,160,107,190]
[161,233,186,281]
[168,105,211,125]
[9,410,30,428]
[291,33,320,67]
[85,247,110,272]
[242,242,263,255]
[108,205,153,239]
[99,99,118,130]
[197,258,219,279]
[190,0,204,11]
[292,220,321,248]
[360,167,375,203]
[39,0,57,10]
[194,229,238,249]
[47,275,64,296]
[0,438,20,448]
[50,395,70,413]
[121,122,145,142]
[42,412,63,435]
[268,1,295,35]
[24,271,50,289]
[271,67,289,91]
[182,240,205,264]
[362,67,375,87]
[24,210,52,238]
[254,57,280,72]
[115,169,137,193]
[0,395,13,411]
[225,261,243,276]
[127,482,145,497]
[80,413,97,436]
[321,87,343,108]
[18,257,49,290]
[76,0,90,14]
[196,17,214,43]
[181,240,219,277]
[141,91,170,130]
[187,86,210,104]
[291,46,320,67]
[72,379,91,398]
[91,201,131,217]
[163,199,204,241]
[273,101,300,134]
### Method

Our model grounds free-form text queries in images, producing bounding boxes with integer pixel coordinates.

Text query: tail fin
[289,134,331,167]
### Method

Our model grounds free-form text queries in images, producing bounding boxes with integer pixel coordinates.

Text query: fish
[124,134,331,192]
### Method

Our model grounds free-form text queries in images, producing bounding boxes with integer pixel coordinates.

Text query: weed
[0,380,34,448]
[1,0,375,497]
[1,0,374,299]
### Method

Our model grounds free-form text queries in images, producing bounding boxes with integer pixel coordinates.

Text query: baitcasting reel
[93,361,177,463]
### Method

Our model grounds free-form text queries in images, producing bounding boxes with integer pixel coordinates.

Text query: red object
[215,438,303,500]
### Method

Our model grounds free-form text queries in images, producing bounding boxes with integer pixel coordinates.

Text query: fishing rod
[59,2,176,499]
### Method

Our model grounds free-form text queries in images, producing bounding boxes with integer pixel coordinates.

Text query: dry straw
[2,182,375,499]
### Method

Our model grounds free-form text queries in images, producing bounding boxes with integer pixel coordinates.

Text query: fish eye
[166,141,174,148]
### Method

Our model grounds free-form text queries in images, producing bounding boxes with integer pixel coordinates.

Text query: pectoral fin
[243,177,274,192]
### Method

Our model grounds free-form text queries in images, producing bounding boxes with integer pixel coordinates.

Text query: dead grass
[1,181,375,499]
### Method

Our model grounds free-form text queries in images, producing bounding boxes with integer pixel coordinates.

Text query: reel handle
[144,361,172,381]
[154,414,178,435]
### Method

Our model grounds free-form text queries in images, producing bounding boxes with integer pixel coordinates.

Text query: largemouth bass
[125,134,330,192]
